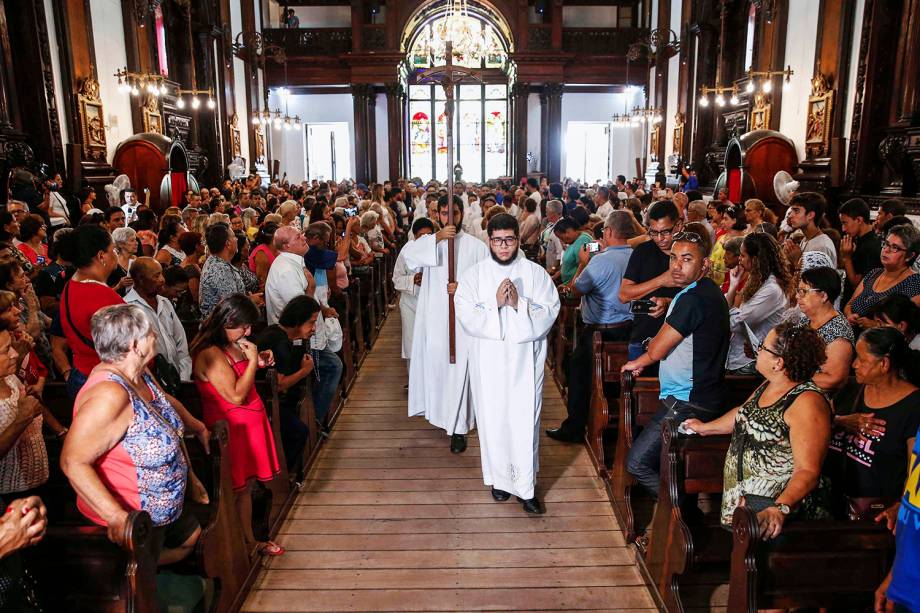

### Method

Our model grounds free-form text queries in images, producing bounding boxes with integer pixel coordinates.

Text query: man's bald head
[129,257,165,295]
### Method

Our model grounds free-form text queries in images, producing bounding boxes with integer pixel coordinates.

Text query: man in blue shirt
[546,211,636,443]
[621,230,729,497]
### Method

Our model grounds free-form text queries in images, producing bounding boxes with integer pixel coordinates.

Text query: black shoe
[545,426,583,444]
[450,434,467,454]
[491,487,511,502]
[403,383,409,391]
[520,497,545,515]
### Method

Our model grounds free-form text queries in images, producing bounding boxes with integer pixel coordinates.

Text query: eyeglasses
[758,341,783,358]
[672,231,702,243]
[795,287,823,297]
[648,226,677,239]
[882,240,908,253]
[490,236,519,247]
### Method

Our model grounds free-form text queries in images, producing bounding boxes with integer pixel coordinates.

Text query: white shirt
[48,192,70,227]
[265,251,326,349]
[800,233,838,268]
[124,288,193,380]
[595,201,614,219]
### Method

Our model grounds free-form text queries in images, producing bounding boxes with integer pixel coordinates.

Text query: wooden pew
[251,371,297,538]
[355,266,378,347]
[332,289,357,395]
[643,419,732,613]
[346,279,367,369]
[728,507,894,612]
[552,296,580,396]
[372,257,387,331]
[586,333,629,478]
[26,510,159,613]
[612,373,761,544]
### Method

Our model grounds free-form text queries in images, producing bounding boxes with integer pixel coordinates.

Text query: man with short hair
[687,200,714,244]
[621,232,730,497]
[121,189,139,225]
[875,199,907,233]
[540,200,564,276]
[104,206,126,232]
[199,223,262,316]
[401,195,490,453]
[455,213,560,514]
[618,200,683,362]
[594,186,614,219]
[547,211,636,443]
[6,200,28,221]
[124,257,192,379]
[784,192,837,267]
[554,218,593,284]
[839,197,882,302]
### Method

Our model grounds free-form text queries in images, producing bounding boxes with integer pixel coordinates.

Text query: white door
[565,122,611,183]
[306,123,351,182]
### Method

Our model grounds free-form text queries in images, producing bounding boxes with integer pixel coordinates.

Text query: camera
[631,298,656,315]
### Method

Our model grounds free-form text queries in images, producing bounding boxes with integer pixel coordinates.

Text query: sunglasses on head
[673,231,702,243]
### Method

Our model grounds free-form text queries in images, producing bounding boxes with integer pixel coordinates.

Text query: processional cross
[416,41,482,364]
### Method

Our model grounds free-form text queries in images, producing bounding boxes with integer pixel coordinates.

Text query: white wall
[526,93,541,172]
[291,6,351,27]
[842,0,865,175]
[778,1,821,161]
[44,0,69,166]
[269,91,356,184]
[562,7,618,27]
[663,0,682,161]
[230,0,251,169]
[374,93,389,181]
[90,0,133,163]
[561,92,643,180]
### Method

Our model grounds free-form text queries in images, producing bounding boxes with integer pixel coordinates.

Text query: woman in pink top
[247,222,279,290]
[190,293,283,556]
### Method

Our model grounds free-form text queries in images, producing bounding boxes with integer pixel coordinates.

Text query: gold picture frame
[78,75,107,161]
[749,93,771,132]
[672,112,684,156]
[143,95,163,134]
[805,73,834,158]
[230,113,242,157]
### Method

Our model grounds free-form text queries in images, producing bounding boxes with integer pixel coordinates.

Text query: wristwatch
[774,502,791,515]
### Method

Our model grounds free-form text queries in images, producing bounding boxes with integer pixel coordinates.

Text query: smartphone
[344,206,359,218]
[585,241,601,254]
[631,298,656,315]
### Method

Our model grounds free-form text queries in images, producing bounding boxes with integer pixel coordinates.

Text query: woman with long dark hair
[190,293,282,556]
[710,204,747,286]
[155,221,184,267]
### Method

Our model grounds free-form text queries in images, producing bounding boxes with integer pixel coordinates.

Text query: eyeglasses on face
[489,236,519,247]
[795,287,823,297]
[672,231,702,243]
[758,341,783,358]
[648,226,677,239]
[882,240,908,254]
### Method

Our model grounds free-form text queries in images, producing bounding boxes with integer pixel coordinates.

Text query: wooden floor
[242,313,657,612]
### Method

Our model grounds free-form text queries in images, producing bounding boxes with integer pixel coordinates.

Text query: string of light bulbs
[251,87,301,130]
[114,68,168,97]
[698,66,794,107]
[175,88,216,110]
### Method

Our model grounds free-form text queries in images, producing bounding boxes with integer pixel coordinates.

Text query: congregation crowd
[0,167,918,610]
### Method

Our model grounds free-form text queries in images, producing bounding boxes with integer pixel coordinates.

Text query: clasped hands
[496,278,519,309]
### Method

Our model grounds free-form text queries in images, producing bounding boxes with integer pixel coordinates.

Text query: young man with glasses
[401,195,489,454]
[455,213,560,514]
[618,200,683,364]
[620,231,730,501]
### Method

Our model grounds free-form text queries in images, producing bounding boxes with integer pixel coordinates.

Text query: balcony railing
[561,28,647,55]
[262,28,353,55]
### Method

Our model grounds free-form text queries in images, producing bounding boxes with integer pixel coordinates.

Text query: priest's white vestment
[401,231,489,435]
[455,252,560,499]
[392,242,420,360]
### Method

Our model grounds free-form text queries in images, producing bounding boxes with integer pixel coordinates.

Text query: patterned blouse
[849,267,920,316]
[799,311,855,346]
[199,255,245,317]
[0,375,48,494]
[721,380,832,526]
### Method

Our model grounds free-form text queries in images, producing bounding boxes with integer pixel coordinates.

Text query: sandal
[257,541,285,556]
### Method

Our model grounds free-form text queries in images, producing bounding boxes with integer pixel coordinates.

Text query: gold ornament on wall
[805,73,834,158]
[143,94,163,134]
[672,112,684,156]
[78,71,107,161]
[230,113,242,157]
[749,93,771,131]
[650,124,660,161]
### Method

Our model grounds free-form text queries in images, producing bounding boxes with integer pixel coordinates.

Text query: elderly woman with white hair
[361,210,388,257]
[241,207,260,241]
[108,226,137,294]
[277,200,302,231]
[61,303,210,564]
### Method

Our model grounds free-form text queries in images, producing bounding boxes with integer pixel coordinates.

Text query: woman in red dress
[190,293,283,556]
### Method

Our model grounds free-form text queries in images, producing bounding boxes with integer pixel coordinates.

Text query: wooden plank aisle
[242,314,657,612]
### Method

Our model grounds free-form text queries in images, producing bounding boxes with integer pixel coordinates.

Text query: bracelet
[56,428,68,439]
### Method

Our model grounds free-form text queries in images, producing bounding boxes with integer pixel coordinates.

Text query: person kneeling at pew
[620,231,730,500]
[682,322,832,539]
[62,304,210,564]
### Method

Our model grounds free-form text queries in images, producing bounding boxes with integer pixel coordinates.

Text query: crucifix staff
[417,41,481,364]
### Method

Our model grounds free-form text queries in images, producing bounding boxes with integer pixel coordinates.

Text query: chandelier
[421,0,490,65]
[251,88,301,131]
[115,67,168,97]
[699,66,793,107]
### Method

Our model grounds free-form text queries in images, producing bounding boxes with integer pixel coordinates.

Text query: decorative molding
[78,73,107,162]
[749,93,771,132]
[805,73,834,159]
[845,0,875,188]
[650,124,660,162]
[672,112,685,156]
[132,0,163,26]
[143,94,162,134]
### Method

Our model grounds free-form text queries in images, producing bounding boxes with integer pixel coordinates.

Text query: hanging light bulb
[699,94,709,107]
[191,96,201,109]
[715,93,726,107]
[252,115,260,125]
[131,85,140,96]
[746,80,755,93]
[159,83,168,95]
[762,79,773,93]
[206,98,216,109]
[176,97,185,109]
[294,116,302,129]
[783,77,792,92]
[730,94,739,106]
[653,114,662,124]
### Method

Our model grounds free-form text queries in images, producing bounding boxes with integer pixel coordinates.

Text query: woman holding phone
[190,293,283,556]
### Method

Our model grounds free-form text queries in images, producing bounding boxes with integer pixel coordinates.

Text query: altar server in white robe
[401,195,490,453]
[455,213,560,514]
[392,218,436,381]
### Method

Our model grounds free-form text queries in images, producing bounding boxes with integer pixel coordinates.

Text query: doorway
[565,122,612,183]
[305,123,351,182]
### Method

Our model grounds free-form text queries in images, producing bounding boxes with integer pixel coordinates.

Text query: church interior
[0,0,919,611]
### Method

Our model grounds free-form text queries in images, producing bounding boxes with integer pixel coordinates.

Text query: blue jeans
[626,396,720,498]
[312,348,342,422]
[67,368,89,400]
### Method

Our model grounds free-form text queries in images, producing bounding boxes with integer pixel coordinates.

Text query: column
[542,83,563,181]
[897,0,920,124]
[366,90,377,181]
[352,84,372,184]
[385,83,404,181]
[510,82,529,180]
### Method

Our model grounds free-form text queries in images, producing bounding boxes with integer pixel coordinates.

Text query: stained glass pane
[409,101,432,182]
[457,101,482,183]
[434,101,448,181]
[409,85,431,100]
[434,86,446,100]
[459,85,480,100]
[485,84,506,99]
[484,100,507,180]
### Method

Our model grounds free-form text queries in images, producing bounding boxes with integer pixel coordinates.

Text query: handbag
[845,496,899,522]
[152,353,182,398]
